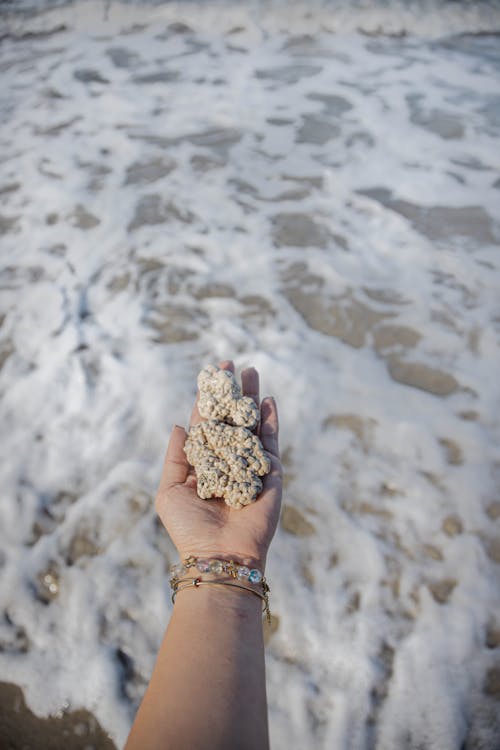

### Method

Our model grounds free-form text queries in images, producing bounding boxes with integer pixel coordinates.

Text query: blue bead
[249,569,262,583]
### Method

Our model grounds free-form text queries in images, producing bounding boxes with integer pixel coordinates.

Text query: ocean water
[1,1,500,748]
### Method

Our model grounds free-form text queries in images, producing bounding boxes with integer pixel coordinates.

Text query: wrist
[172,577,264,617]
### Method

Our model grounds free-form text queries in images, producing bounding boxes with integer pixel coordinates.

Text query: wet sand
[0,682,116,750]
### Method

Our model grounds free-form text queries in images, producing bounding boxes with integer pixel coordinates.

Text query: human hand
[155,360,283,571]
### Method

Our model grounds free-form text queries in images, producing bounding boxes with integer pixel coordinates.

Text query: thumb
[159,425,190,491]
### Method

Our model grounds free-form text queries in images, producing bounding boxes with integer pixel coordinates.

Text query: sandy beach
[1,1,500,747]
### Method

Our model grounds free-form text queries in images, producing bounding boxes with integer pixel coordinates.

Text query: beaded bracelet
[170,555,265,584]
[170,556,271,624]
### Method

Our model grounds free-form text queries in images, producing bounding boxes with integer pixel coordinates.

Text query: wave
[2,0,500,38]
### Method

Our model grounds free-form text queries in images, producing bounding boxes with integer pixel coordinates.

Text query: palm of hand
[155,361,282,569]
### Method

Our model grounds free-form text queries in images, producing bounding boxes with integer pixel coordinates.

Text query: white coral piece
[185,421,271,509]
[197,364,259,429]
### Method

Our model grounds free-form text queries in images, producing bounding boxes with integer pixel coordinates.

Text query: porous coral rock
[184,420,271,509]
[197,364,260,429]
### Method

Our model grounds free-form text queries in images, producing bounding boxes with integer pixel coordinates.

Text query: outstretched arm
[125,362,282,750]
[124,554,269,750]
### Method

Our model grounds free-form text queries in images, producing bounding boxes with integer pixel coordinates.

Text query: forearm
[125,581,269,750]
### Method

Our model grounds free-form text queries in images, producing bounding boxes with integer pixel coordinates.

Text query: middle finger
[241,366,260,410]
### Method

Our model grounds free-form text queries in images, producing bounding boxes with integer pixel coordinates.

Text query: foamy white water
[1,2,500,748]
